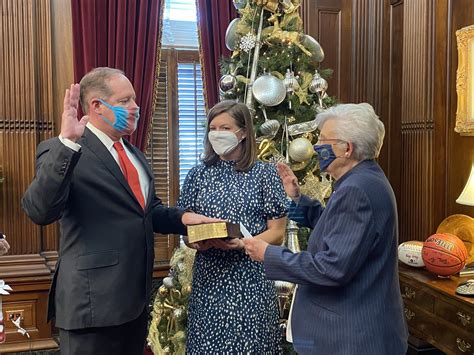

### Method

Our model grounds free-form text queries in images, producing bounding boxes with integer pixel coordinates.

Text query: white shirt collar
[86,122,124,152]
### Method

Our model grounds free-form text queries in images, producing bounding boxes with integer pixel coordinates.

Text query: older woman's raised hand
[276,163,301,201]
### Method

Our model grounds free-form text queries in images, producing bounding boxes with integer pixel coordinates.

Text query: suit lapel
[80,128,143,211]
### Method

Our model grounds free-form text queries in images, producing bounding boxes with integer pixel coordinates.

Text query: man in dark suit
[244,103,408,355]
[22,67,216,355]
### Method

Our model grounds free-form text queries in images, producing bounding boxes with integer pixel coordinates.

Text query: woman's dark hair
[202,100,257,172]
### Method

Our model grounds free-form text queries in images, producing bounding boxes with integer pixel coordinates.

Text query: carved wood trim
[0,254,52,280]
[0,339,58,353]
[41,250,59,272]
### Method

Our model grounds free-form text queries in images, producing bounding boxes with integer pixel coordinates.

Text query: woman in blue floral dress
[178,101,287,354]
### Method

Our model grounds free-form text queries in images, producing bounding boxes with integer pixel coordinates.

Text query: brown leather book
[187,222,243,243]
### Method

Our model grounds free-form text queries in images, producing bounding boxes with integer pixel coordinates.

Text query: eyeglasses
[315,138,348,146]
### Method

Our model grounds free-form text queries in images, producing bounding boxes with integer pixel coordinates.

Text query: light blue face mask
[99,99,140,134]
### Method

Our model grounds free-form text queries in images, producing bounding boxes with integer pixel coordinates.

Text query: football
[398,241,425,267]
[422,233,468,276]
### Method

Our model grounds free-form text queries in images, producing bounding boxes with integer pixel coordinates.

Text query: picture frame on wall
[455,25,474,136]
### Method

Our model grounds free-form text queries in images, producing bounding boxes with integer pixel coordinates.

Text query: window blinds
[177,62,206,187]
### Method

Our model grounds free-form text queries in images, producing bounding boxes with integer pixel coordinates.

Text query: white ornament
[239,32,257,53]
[309,70,329,108]
[283,68,300,94]
[260,119,280,137]
[289,137,314,162]
[309,70,328,94]
[219,74,237,92]
[233,0,247,9]
[163,276,175,289]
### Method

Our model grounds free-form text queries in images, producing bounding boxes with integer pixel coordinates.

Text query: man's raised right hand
[60,84,89,142]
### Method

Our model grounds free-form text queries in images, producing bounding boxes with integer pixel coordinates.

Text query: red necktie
[113,142,145,210]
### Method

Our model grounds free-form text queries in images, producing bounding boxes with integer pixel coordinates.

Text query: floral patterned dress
[177,159,287,354]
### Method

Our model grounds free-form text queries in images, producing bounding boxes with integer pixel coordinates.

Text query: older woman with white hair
[244,103,408,355]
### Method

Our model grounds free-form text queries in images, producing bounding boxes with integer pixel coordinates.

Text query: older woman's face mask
[314,144,337,171]
[314,140,348,171]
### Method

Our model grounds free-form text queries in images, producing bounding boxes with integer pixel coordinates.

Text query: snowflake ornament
[239,32,257,53]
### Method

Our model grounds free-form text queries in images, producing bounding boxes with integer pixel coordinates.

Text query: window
[177,62,206,186]
[145,0,206,267]
[162,0,199,49]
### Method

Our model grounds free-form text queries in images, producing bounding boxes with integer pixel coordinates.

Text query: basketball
[422,233,468,276]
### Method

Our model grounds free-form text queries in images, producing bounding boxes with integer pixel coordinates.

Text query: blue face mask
[314,144,337,171]
[99,99,140,134]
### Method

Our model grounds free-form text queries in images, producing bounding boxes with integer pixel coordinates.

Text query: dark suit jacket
[22,128,186,330]
[265,160,408,355]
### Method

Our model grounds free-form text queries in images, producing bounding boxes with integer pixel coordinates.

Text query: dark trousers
[59,307,148,355]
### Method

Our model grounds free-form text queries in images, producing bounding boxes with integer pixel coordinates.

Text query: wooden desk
[399,264,474,354]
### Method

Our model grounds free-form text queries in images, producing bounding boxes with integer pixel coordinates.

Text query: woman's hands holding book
[210,238,245,251]
[186,238,244,252]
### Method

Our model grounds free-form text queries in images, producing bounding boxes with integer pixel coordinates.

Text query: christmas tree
[148,247,195,354]
[220,0,334,200]
[148,1,335,353]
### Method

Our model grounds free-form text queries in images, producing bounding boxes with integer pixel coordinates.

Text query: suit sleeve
[289,195,325,228]
[151,166,202,236]
[151,196,187,235]
[21,138,81,225]
[264,185,376,287]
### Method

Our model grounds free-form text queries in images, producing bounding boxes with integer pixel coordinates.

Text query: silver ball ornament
[252,73,286,106]
[309,70,328,94]
[260,119,280,137]
[225,18,240,50]
[233,0,247,9]
[301,34,325,63]
[219,74,237,92]
[163,276,175,289]
[283,68,300,93]
[289,138,314,162]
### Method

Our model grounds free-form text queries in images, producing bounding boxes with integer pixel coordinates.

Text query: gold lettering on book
[188,223,229,243]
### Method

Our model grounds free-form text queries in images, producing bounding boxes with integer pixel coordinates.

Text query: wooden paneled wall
[302,0,352,102]
[0,0,73,351]
[1,0,54,254]
[399,0,436,242]
[302,0,474,242]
